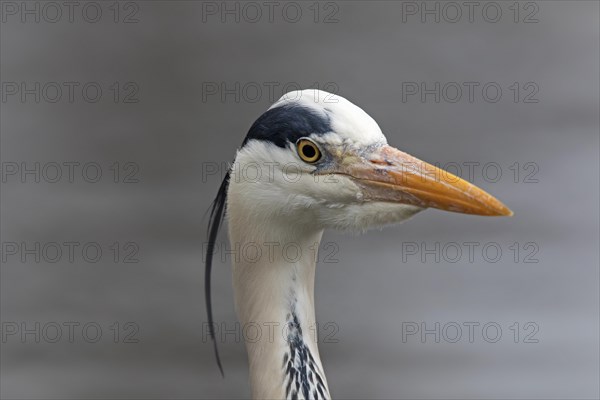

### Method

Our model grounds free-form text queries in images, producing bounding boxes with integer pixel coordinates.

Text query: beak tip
[491,204,513,217]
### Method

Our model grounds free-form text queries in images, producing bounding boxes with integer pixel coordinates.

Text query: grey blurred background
[1,1,598,399]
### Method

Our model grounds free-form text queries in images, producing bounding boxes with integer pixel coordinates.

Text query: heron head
[204,89,513,376]
[224,89,511,233]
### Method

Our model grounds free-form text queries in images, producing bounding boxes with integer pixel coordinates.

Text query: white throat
[227,199,331,399]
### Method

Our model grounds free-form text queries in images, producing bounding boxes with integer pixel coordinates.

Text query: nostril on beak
[370,158,393,166]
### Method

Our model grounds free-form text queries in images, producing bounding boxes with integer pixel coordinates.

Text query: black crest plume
[205,171,230,377]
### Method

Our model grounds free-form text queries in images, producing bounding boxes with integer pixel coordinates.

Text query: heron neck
[229,220,330,399]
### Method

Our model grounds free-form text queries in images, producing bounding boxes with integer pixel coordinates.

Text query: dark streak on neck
[283,289,328,400]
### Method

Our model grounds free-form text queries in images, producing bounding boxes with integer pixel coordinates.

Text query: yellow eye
[297,139,321,163]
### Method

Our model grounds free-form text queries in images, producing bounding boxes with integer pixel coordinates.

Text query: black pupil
[302,144,316,159]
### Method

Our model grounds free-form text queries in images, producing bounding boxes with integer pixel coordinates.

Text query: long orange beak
[331,144,513,217]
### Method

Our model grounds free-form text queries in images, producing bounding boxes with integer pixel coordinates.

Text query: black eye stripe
[242,104,331,148]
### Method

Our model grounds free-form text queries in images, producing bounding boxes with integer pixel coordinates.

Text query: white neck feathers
[227,203,330,399]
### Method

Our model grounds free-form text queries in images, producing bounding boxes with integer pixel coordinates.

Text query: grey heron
[205,89,512,399]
